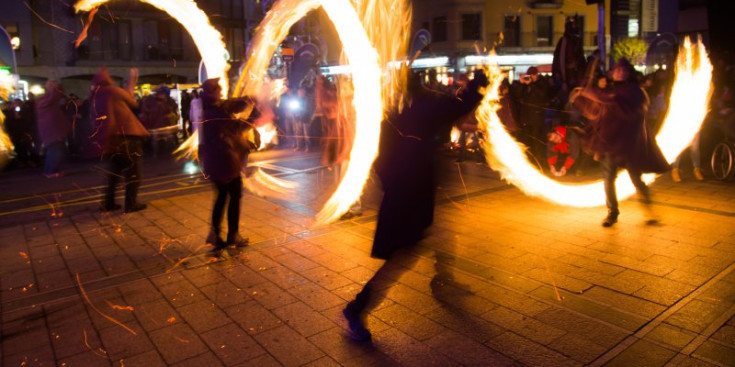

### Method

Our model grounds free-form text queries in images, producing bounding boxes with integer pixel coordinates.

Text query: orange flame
[477,37,712,207]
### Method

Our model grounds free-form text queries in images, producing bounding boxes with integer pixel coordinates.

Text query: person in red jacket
[546,125,580,177]
[90,68,150,213]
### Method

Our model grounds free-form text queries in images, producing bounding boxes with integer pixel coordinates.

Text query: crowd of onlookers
[1,52,734,182]
[1,79,186,177]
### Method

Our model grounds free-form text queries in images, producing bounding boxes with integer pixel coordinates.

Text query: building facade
[0,0,262,97]
[409,0,610,79]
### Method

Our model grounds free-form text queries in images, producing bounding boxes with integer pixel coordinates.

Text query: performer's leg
[601,156,619,226]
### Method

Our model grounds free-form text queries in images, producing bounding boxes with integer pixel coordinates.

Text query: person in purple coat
[197,78,260,255]
[35,81,71,177]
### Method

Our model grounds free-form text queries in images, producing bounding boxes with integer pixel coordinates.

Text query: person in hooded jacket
[576,58,669,227]
[342,69,487,342]
[89,68,150,213]
[36,80,72,177]
[197,78,260,255]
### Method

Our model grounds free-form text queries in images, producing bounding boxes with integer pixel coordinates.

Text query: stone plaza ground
[0,150,734,366]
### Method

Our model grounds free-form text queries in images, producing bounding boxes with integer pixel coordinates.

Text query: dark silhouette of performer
[576,59,669,227]
[342,70,487,342]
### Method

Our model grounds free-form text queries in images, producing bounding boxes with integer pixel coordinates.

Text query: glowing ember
[478,37,712,207]
[74,0,229,95]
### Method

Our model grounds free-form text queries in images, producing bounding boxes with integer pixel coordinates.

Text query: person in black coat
[342,69,487,342]
[197,78,260,254]
[576,59,669,227]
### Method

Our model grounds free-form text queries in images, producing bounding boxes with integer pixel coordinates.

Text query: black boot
[602,210,619,227]
[343,301,371,342]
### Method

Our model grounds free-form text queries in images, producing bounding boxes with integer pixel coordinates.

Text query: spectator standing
[514,66,550,162]
[35,81,71,178]
[293,87,315,151]
[3,99,37,167]
[90,68,149,213]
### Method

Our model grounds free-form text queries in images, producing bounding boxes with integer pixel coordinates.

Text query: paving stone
[232,352,282,367]
[120,349,167,367]
[486,331,577,367]
[169,351,224,367]
[49,319,102,359]
[157,279,206,308]
[301,266,354,291]
[287,281,344,311]
[148,323,208,364]
[534,307,629,349]
[200,280,251,309]
[372,303,447,342]
[692,340,735,366]
[200,323,265,365]
[181,265,225,288]
[606,339,677,367]
[254,325,325,366]
[481,306,566,345]
[711,324,735,345]
[119,279,163,306]
[176,300,230,333]
[57,350,113,367]
[97,322,152,361]
[648,323,697,349]
[667,299,730,333]
[3,345,55,367]
[306,327,376,363]
[272,301,336,337]
[425,329,514,366]
[132,299,180,332]
[582,286,666,319]
[372,327,456,367]
[225,300,284,335]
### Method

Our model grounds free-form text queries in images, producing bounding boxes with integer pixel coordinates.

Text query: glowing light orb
[478,37,712,207]
[74,0,229,96]
[233,0,382,224]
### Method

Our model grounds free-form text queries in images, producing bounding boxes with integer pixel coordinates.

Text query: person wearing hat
[577,58,669,226]
[197,78,260,255]
[515,65,550,162]
[90,67,150,213]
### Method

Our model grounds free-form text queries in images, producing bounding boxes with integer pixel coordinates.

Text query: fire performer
[575,59,669,227]
[342,69,487,342]
[197,78,260,256]
[90,68,150,213]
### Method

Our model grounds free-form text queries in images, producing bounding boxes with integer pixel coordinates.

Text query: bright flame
[350,0,412,113]
[233,0,382,224]
[242,168,299,201]
[256,123,278,149]
[478,36,712,207]
[0,73,14,166]
[74,0,229,96]
[450,127,461,145]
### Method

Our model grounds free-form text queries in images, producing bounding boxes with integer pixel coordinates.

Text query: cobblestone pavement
[1,150,734,366]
